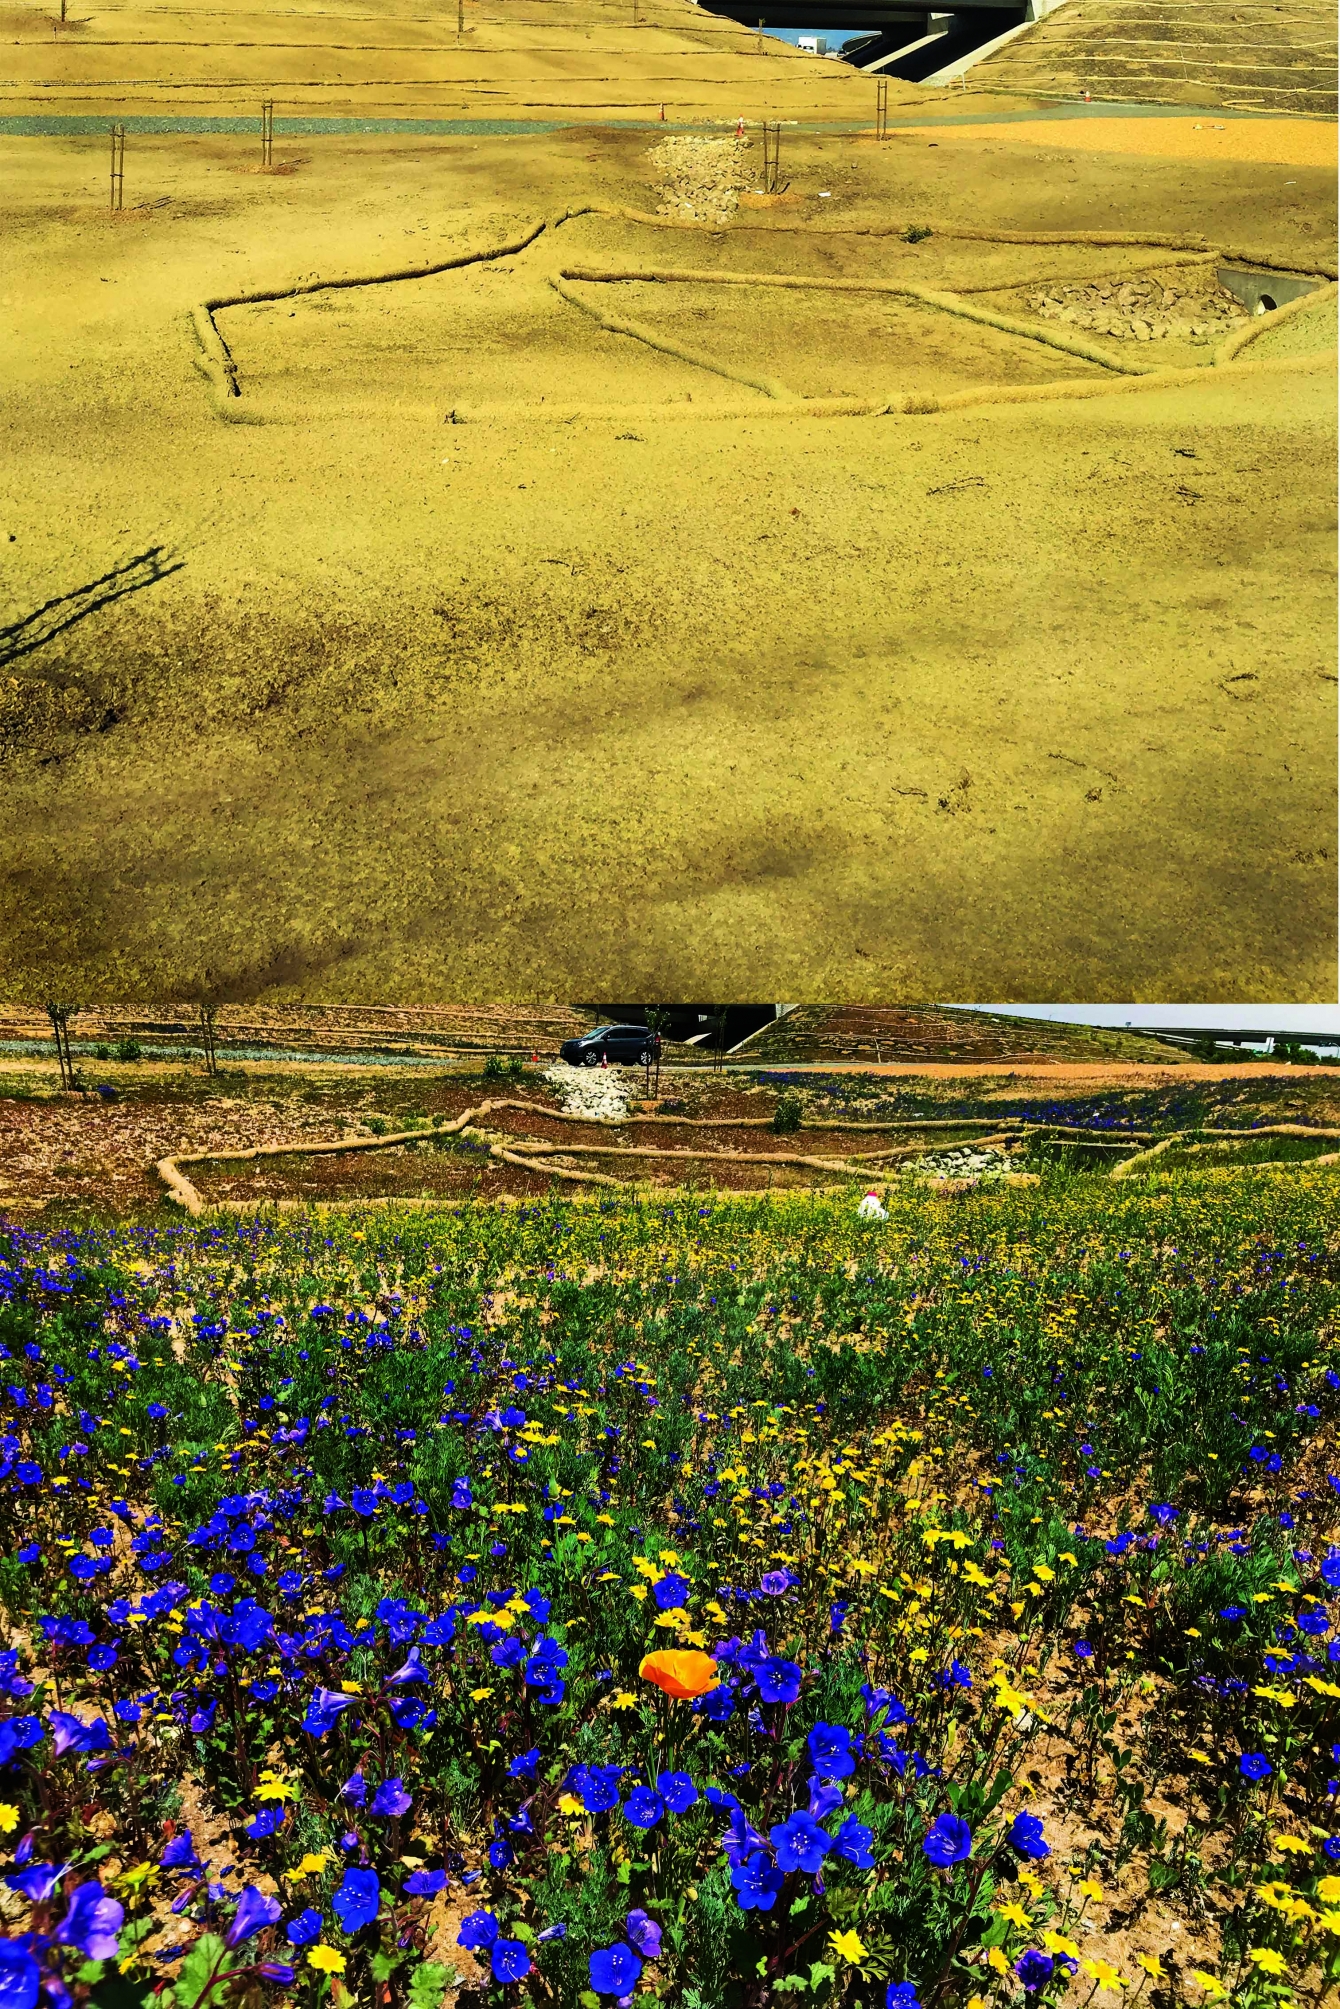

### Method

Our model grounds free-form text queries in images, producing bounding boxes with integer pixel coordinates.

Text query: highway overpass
[692,0,1024,34]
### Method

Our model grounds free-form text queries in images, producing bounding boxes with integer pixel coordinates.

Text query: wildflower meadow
[0,1171,1336,2009]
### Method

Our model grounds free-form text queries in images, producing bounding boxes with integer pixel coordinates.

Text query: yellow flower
[557,1793,585,1816]
[1190,1749,1211,1763]
[292,1853,329,1878]
[1319,1877,1340,1903]
[0,1806,18,1835]
[828,1930,866,1965]
[1247,1949,1287,1976]
[1080,1958,1127,1992]
[986,1948,1010,1975]
[1191,1973,1226,2000]
[610,1691,638,1710]
[1077,1878,1105,1902]
[1041,1932,1079,1959]
[255,1772,296,1804]
[1017,1872,1045,1900]
[307,1948,346,1975]
[994,1903,1031,1929]
[1317,1909,1340,1935]
[1133,1954,1165,1981]
[469,1687,494,1702]
[1271,1835,1311,1854]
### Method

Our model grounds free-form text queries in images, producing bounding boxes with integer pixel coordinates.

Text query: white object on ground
[543,1062,632,1121]
[857,1191,888,1220]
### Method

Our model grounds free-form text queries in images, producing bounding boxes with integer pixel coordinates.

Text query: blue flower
[1239,1754,1272,1781]
[331,1869,380,1934]
[622,1787,664,1830]
[771,1811,832,1875]
[403,1870,445,1897]
[755,1658,802,1705]
[807,1722,854,1780]
[567,1764,622,1814]
[720,1806,766,1865]
[657,1770,698,1812]
[48,1711,110,1756]
[245,1808,286,1840]
[625,1911,662,1959]
[491,1941,531,1984]
[458,1912,499,1951]
[227,1886,281,1948]
[1016,1951,1054,1992]
[5,1865,69,1903]
[0,1942,39,2009]
[832,1816,876,1869]
[302,1687,355,1739]
[508,1748,541,1779]
[370,1779,412,1819]
[285,1910,323,1948]
[886,1987,921,2009]
[161,1833,199,1872]
[808,1779,844,1821]
[730,1852,785,1913]
[58,1882,124,1961]
[1321,1551,1340,1592]
[590,1944,642,1997]
[921,1815,972,1867]
[1007,1812,1050,1860]
[652,1573,691,1611]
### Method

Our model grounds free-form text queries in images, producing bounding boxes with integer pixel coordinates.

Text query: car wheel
[584,1050,602,1067]
[638,1047,653,1065]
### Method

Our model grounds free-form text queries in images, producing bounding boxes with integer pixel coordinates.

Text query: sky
[955,1004,1340,1045]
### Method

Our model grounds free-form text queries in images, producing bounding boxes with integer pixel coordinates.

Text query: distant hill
[0,1005,596,1057]
[972,0,1337,116]
[2,0,882,122]
[731,1005,1189,1065]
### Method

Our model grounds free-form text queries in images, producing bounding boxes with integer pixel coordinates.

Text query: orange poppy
[639,1649,720,1700]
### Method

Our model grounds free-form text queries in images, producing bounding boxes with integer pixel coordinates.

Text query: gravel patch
[543,1061,633,1120]
[1026,276,1249,344]
[901,1146,1014,1184]
[647,133,751,224]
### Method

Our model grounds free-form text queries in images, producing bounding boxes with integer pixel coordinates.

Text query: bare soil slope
[1,54,1336,999]
[732,1005,1189,1064]
[974,0,1338,116]
[0,0,886,121]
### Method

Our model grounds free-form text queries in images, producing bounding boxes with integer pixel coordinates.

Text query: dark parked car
[560,1024,661,1067]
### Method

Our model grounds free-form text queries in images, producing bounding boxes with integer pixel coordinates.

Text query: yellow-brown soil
[1,18,1336,1000]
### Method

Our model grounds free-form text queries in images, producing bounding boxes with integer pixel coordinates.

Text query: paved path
[1,98,1333,137]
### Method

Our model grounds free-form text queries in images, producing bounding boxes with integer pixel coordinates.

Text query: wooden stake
[261,98,274,168]
[109,122,124,211]
[876,76,888,140]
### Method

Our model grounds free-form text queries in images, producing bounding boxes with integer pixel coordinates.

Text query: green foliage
[771,1092,803,1135]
